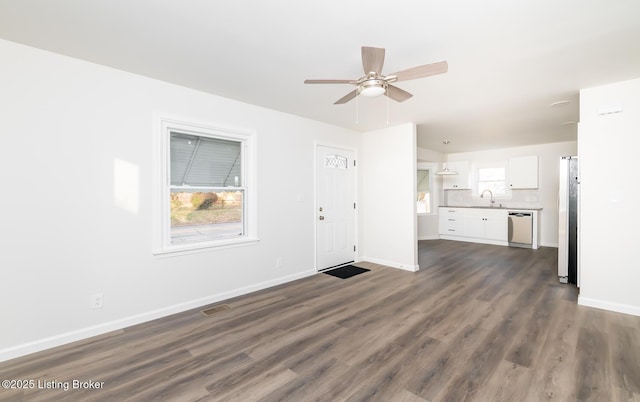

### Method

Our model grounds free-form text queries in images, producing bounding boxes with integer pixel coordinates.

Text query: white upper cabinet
[442,161,471,190]
[508,156,538,189]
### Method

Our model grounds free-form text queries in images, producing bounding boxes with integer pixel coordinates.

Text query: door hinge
[354,202,356,209]
[354,245,356,252]
[353,160,356,167]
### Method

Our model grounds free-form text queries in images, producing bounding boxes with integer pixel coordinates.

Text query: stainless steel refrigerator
[558,156,578,284]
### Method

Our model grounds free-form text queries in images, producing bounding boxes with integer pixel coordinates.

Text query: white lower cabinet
[439,207,508,244]
[439,207,464,236]
[463,209,508,241]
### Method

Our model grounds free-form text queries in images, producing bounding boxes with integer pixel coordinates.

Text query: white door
[316,145,356,271]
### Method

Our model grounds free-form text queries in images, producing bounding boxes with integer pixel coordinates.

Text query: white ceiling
[1,1,639,153]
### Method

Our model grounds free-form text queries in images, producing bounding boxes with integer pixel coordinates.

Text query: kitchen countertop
[441,205,543,211]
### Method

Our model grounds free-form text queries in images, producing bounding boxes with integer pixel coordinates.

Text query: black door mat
[323,265,370,279]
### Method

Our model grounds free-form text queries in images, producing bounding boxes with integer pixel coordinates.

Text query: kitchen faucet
[480,189,495,207]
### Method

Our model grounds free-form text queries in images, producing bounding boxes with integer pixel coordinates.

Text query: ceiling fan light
[359,79,386,97]
[360,85,385,97]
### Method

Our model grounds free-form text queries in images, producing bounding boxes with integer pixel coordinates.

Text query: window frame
[417,162,438,216]
[473,161,509,200]
[153,115,258,255]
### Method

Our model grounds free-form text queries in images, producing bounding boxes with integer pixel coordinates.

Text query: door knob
[319,216,325,220]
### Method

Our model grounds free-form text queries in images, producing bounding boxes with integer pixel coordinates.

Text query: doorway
[315,145,356,271]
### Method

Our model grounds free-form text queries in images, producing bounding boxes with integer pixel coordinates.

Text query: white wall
[578,77,640,316]
[444,141,577,246]
[361,124,418,271]
[417,146,445,163]
[0,39,362,361]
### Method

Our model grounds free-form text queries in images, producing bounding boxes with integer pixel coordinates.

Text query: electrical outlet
[276,257,283,268]
[91,293,104,309]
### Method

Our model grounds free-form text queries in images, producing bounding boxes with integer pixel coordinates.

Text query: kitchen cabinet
[438,207,464,236]
[439,206,540,248]
[442,161,470,190]
[463,208,508,241]
[508,156,538,189]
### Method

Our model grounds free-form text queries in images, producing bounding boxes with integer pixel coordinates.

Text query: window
[417,169,431,214]
[155,116,256,254]
[477,166,506,196]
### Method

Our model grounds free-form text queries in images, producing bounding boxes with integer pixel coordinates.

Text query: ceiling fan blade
[386,85,413,102]
[362,46,385,75]
[304,79,355,84]
[390,60,448,82]
[334,90,358,104]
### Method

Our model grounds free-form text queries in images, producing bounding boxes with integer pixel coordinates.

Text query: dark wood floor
[2,240,640,401]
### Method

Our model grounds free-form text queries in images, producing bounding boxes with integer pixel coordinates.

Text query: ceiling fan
[304,46,448,104]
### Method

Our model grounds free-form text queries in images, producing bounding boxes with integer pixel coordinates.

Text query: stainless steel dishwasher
[508,212,533,248]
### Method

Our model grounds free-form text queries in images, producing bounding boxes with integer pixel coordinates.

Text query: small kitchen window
[477,166,506,196]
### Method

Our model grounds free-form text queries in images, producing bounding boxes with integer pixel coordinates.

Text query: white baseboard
[360,256,419,272]
[418,235,439,241]
[0,269,317,363]
[578,296,640,317]
[439,235,508,247]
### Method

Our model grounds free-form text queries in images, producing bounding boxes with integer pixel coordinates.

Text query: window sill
[153,237,259,258]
